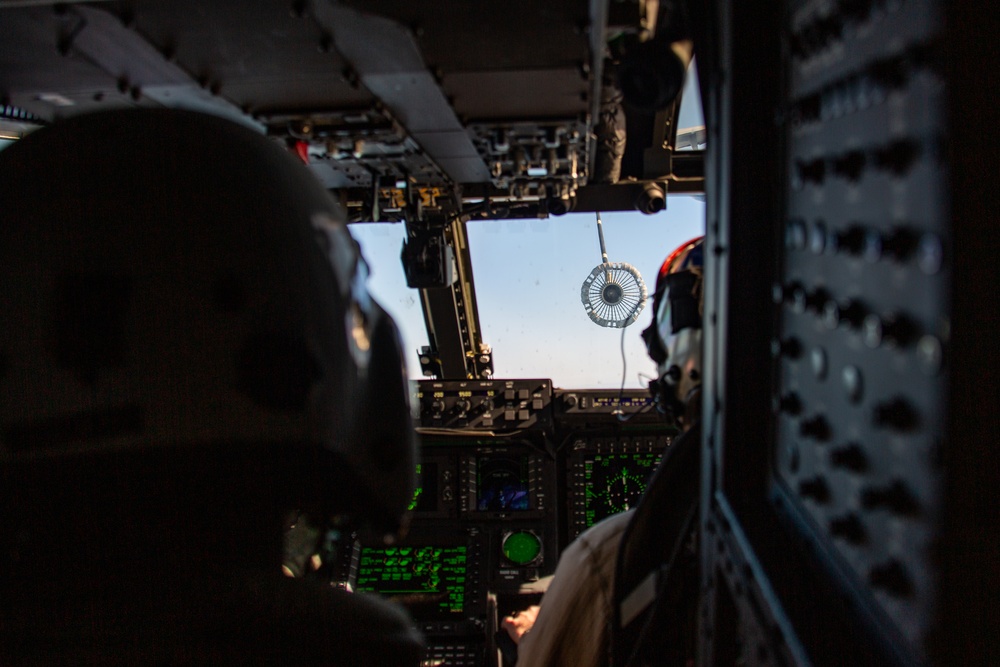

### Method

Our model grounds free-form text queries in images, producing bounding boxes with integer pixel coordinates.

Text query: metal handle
[596,212,609,263]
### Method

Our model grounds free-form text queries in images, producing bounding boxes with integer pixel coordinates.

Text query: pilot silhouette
[0,109,421,665]
[503,237,704,667]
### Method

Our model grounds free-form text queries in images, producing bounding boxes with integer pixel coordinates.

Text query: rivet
[772,283,785,304]
[862,229,883,262]
[821,300,841,330]
[862,314,884,348]
[842,365,863,403]
[786,218,807,250]
[808,220,827,253]
[917,335,943,375]
[810,347,828,380]
[918,233,943,275]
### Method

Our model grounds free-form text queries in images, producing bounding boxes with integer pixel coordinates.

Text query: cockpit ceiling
[1,0,702,212]
[1,1,592,122]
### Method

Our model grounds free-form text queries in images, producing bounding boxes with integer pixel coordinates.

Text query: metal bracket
[412,216,493,379]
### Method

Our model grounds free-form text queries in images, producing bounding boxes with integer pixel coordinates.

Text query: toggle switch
[829,444,868,472]
[861,480,920,515]
[771,336,803,359]
[800,415,831,441]
[873,397,919,431]
[868,559,914,597]
[798,476,831,504]
[774,392,803,416]
[829,514,867,544]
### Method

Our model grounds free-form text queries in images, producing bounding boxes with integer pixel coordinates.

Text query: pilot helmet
[642,236,705,426]
[0,109,415,539]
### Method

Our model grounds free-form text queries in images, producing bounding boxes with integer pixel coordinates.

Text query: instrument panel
[565,435,668,540]
[330,380,672,666]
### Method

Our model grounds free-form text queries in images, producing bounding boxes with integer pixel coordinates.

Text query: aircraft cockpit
[0,1,992,666]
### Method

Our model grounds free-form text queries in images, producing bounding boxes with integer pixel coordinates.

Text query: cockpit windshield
[350,199,703,389]
[349,64,705,389]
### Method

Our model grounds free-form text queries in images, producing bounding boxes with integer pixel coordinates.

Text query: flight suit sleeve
[515,510,633,667]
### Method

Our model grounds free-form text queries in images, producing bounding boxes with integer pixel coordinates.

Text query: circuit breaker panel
[775,0,947,656]
[695,0,978,664]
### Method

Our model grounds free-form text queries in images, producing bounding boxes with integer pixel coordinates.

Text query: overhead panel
[442,70,589,121]
[0,2,365,125]
[129,0,372,114]
[311,0,491,185]
[337,0,590,73]
[0,7,150,119]
[334,0,595,191]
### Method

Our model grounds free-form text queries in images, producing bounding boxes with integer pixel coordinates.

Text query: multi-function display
[582,451,662,527]
[476,454,530,511]
[355,545,468,618]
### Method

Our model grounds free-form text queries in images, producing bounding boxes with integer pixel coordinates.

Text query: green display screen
[355,545,467,617]
[502,530,542,565]
[583,452,661,527]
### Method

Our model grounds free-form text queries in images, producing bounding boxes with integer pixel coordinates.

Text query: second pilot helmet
[641,236,705,426]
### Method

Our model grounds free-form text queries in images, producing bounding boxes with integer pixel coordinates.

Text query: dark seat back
[612,423,702,667]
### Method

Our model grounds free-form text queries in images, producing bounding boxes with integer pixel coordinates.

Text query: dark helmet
[0,109,415,537]
[642,236,704,426]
